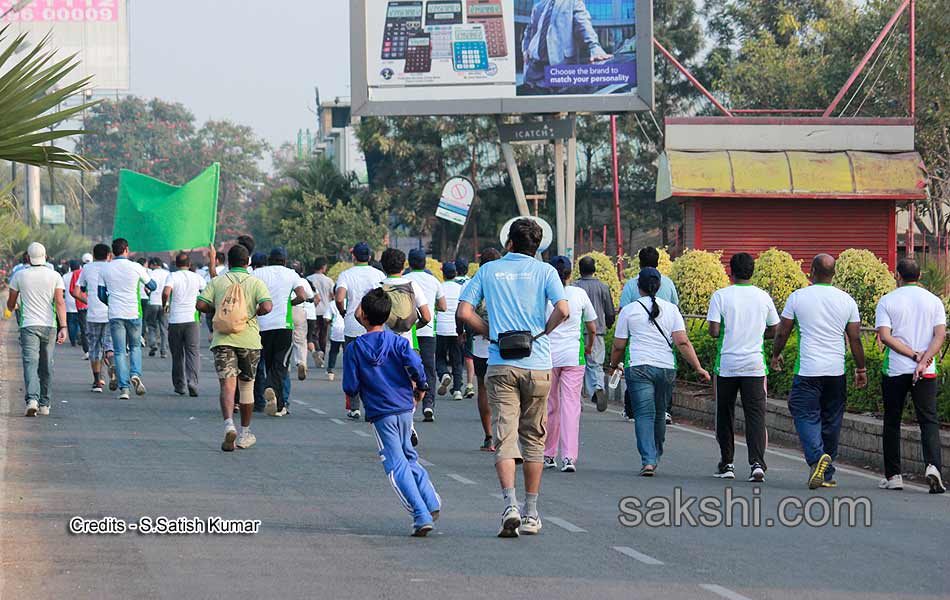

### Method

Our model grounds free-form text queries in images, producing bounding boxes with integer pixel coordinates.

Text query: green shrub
[751,248,809,311]
[467,263,479,278]
[670,249,730,315]
[327,261,353,281]
[426,258,444,282]
[832,249,895,326]
[572,251,622,306]
[621,247,673,280]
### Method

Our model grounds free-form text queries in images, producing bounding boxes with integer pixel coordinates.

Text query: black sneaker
[411,427,419,447]
[714,463,736,479]
[188,386,199,397]
[594,388,608,413]
[749,463,766,482]
[423,408,434,422]
[148,349,157,357]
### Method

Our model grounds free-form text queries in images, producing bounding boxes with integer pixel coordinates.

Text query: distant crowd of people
[5,218,946,537]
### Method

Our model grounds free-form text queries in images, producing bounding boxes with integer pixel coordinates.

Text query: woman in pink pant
[544,256,599,473]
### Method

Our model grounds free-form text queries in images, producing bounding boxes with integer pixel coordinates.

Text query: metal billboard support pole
[554,137,566,255]
[565,113,577,260]
[27,164,41,226]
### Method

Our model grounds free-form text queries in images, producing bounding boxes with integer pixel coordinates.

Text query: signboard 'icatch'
[351,0,654,116]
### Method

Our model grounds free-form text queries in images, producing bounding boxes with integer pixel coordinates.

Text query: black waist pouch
[496,331,535,360]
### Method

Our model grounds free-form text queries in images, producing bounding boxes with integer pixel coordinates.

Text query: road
[1,322,948,600]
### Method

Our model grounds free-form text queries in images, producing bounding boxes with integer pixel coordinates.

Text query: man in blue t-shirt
[458,218,569,539]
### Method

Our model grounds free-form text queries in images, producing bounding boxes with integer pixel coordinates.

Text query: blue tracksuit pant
[372,411,441,527]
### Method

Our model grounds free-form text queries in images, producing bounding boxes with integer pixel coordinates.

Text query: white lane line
[546,516,586,533]
[489,493,504,500]
[353,430,372,438]
[308,407,326,415]
[292,400,308,406]
[418,458,434,467]
[612,546,664,565]
[446,473,477,485]
[699,584,754,600]
[330,418,346,425]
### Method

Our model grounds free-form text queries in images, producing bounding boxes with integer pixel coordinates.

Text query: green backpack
[382,282,418,334]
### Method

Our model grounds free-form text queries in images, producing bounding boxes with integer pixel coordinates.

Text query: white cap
[27,242,46,266]
[82,253,93,264]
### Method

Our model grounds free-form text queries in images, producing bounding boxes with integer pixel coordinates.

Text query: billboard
[2,0,130,91]
[351,0,653,116]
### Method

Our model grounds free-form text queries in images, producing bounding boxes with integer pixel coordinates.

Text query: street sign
[41,204,66,225]
[500,216,553,254]
[436,176,476,226]
[498,119,575,144]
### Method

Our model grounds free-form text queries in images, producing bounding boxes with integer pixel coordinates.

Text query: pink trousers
[544,365,586,461]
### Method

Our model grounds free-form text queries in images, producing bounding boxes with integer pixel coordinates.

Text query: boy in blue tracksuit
[343,288,442,536]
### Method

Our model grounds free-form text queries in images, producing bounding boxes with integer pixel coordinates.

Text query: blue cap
[454,257,469,275]
[442,262,457,279]
[352,242,371,261]
[250,252,267,268]
[638,267,662,288]
[408,248,427,269]
[549,255,573,279]
[269,247,288,261]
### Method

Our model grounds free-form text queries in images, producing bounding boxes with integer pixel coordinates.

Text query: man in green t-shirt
[197,244,273,452]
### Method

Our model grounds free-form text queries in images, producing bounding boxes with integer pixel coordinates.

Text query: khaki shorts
[212,346,260,381]
[485,365,552,464]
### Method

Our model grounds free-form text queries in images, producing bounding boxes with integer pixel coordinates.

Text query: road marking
[612,546,664,565]
[418,458,434,467]
[308,407,326,415]
[546,517,586,533]
[699,584,754,600]
[489,493,504,500]
[353,430,372,438]
[292,400,308,406]
[330,418,346,425]
[446,473,476,485]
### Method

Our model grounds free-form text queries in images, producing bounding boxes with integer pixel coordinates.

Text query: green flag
[113,164,220,253]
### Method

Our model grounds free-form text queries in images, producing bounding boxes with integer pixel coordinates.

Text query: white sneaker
[452,390,463,401]
[327,372,336,381]
[520,514,542,535]
[878,474,904,490]
[347,409,361,420]
[25,400,38,417]
[273,407,289,417]
[317,351,325,367]
[236,431,257,449]
[438,374,452,396]
[543,456,557,469]
[130,375,146,396]
[264,388,278,416]
[38,405,50,416]
[749,464,766,482]
[497,505,521,538]
[926,465,946,494]
[297,363,307,381]
[464,383,475,399]
[561,458,576,473]
[665,412,673,425]
[118,388,130,400]
[82,352,89,361]
[221,428,237,452]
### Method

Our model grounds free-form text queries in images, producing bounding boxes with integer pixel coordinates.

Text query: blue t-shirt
[620,274,679,308]
[459,252,566,370]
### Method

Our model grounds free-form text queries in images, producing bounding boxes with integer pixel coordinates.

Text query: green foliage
[277,192,388,265]
[670,250,730,315]
[426,258,444,282]
[832,249,896,326]
[750,248,809,310]
[8,226,91,263]
[622,248,673,280]
[917,254,949,299]
[0,26,99,170]
[467,263,479,278]
[327,261,353,282]
[572,251,621,305]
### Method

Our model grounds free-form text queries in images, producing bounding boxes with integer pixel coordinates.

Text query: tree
[279,192,389,261]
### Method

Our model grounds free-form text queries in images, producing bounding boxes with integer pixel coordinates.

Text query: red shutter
[697,198,896,269]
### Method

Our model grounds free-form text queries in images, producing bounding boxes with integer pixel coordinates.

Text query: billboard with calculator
[352,0,654,115]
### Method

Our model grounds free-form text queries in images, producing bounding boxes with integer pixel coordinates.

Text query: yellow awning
[657,150,927,201]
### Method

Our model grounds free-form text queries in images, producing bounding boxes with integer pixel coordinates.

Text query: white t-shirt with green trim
[336,264,386,338]
[875,284,946,377]
[707,284,780,378]
[165,270,206,325]
[254,265,304,332]
[615,297,685,370]
[781,284,860,377]
[100,258,152,320]
[548,285,598,368]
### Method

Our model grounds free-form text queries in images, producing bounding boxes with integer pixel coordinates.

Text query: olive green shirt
[198,268,271,350]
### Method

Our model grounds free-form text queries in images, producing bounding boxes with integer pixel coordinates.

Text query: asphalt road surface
[1,323,948,600]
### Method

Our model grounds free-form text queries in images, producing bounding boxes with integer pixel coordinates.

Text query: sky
[128,0,351,155]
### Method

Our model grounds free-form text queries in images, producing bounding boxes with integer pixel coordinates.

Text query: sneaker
[297,363,307,381]
[808,453,833,490]
[480,437,495,452]
[327,371,336,382]
[423,408,434,422]
[221,428,237,452]
[543,456,557,469]
[118,389,131,400]
[665,412,673,425]
[174,389,187,396]
[497,505,522,538]
[82,352,89,361]
[438,374,452,396]
[317,350,325,367]
[235,431,257,449]
[520,514,542,535]
[25,400,38,417]
[561,458,576,473]
[639,465,656,477]
[264,388,278,416]
[411,427,419,447]
[452,390,463,401]
[188,386,199,397]
[594,388,608,412]
[347,409,361,420]
[108,364,118,391]
[749,464,766,483]
[148,349,157,357]
[91,382,104,393]
[925,465,946,494]
[160,352,166,359]
[878,474,903,490]
[273,406,289,417]
[411,523,433,537]
[464,383,475,399]
[38,405,50,416]
[130,375,146,396]
[714,463,736,479]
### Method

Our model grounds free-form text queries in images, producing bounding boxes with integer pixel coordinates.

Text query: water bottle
[609,364,624,390]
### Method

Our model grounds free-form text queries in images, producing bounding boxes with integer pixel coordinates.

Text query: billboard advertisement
[2,0,130,91]
[351,0,653,115]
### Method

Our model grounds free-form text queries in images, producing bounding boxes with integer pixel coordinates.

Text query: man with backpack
[197,244,273,452]
[378,248,433,419]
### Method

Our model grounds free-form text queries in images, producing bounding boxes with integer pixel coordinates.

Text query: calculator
[452,24,490,71]
[467,0,507,58]
[382,1,424,61]
[404,33,433,73]
[426,24,454,61]
[425,1,463,26]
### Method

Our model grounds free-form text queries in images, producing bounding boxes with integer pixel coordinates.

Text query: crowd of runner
[5,217,946,537]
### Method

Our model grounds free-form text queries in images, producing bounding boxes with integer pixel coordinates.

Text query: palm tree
[0,25,99,170]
